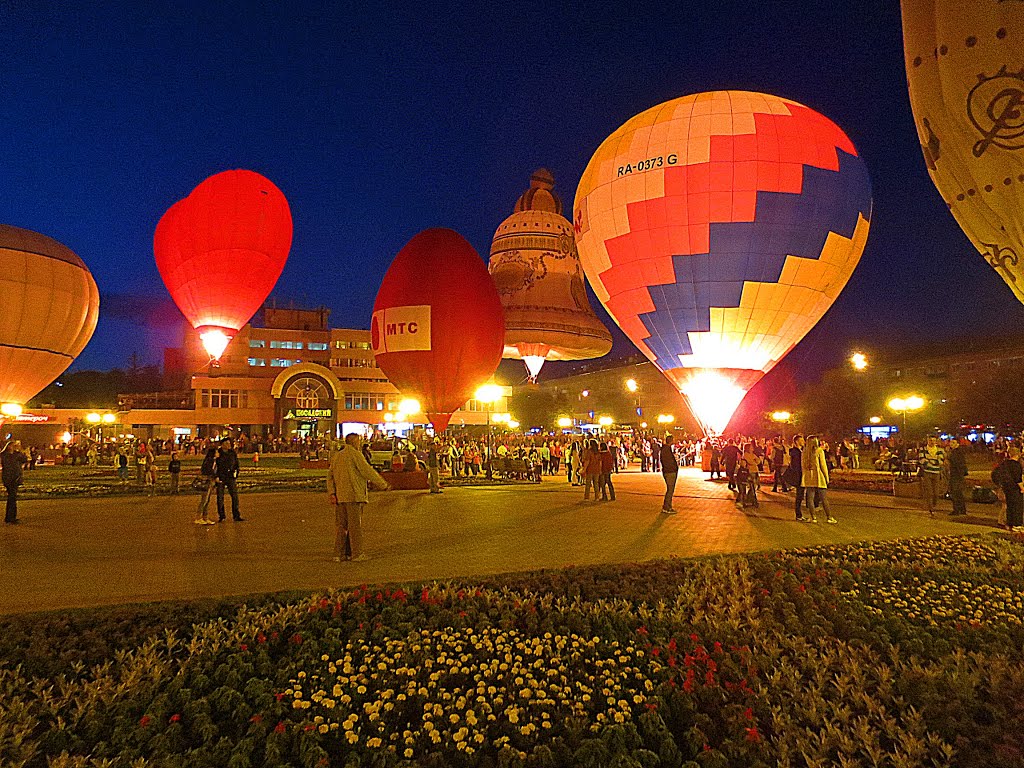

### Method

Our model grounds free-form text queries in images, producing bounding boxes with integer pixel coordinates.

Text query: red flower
[797,584,806,593]
[683,678,694,693]
[667,638,677,652]
[745,726,761,743]
[274,722,286,734]
[240,644,248,651]
[290,633,303,645]
[689,633,699,643]
[421,588,430,603]
[645,702,658,711]
[139,715,152,727]
[743,707,753,721]
[169,714,181,723]
[275,692,286,701]
[250,714,263,723]
[636,626,648,636]
[713,641,723,654]
[304,724,315,732]
[256,633,267,644]
[703,743,712,752]
[651,646,660,657]
[704,671,717,687]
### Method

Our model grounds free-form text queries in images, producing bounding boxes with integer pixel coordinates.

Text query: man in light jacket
[327,433,390,562]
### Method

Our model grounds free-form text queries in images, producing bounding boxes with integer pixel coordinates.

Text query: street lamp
[770,410,792,423]
[888,395,925,437]
[850,352,868,371]
[557,416,572,429]
[475,384,504,480]
[1,403,23,417]
[598,415,613,434]
[625,378,642,424]
[869,416,882,425]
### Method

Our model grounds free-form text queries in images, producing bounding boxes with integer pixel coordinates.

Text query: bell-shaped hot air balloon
[0,225,99,411]
[154,170,293,360]
[488,169,612,382]
[574,91,872,434]
[902,2,1024,300]
[371,228,505,432]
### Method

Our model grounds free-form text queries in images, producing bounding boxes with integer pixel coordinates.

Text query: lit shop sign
[14,414,52,423]
[284,408,333,420]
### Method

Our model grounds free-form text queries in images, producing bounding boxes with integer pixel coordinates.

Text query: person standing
[2,441,28,525]
[801,435,836,523]
[582,439,602,500]
[771,438,789,492]
[919,436,945,518]
[427,439,442,494]
[660,434,679,514]
[947,438,968,516]
[992,445,1024,531]
[327,432,390,561]
[167,451,181,495]
[135,441,150,485]
[194,447,218,525]
[722,439,741,491]
[215,438,243,522]
[788,435,807,521]
[598,441,616,501]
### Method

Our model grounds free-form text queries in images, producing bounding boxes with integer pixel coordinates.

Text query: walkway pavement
[0,468,996,615]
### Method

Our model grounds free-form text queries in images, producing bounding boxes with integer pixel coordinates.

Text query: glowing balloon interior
[0,225,100,408]
[154,170,293,360]
[902,1,1024,304]
[574,91,872,433]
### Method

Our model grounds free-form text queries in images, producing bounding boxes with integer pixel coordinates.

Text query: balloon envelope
[0,225,99,406]
[902,1,1024,300]
[574,91,872,433]
[154,170,293,355]
[371,228,505,431]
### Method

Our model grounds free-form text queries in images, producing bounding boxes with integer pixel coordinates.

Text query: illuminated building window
[344,393,385,410]
[307,342,329,351]
[349,341,371,350]
[270,340,303,350]
[201,389,248,408]
[270,358,296,367]
[249,339,266,348]
[248,358,266,367]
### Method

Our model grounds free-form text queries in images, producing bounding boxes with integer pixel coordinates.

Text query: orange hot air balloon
[0,225,99,410]
[574,91,871,434]
[154,170,293,360]
[371,228,505,432]
[902,2,1024,300]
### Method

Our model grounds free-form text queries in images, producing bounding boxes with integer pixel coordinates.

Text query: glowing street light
[557,416,573,429]
[869,416,882,425]
[398,398,421,417]
[598,416,613,426]
[640,421,648,429]
[507,420,520,430]
[656,414,675,425]
[102,413,116,424]
[625,379,638,393]
[850,351,868,371]
[580,389,590,398]
[1,403,23,417]
[85,412,102,423]
[888,395,925,435]
[771,410,792,423]
[474,383,504,480]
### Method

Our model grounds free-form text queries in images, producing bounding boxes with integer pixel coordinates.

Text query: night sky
[4,1,1023,388]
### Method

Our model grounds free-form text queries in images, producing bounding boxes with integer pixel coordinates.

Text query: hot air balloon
[574,91,872,434]
[488,169,613,382]
[902,2,1024,300]
[154,170,293,360]
[0,225,99,412]
[371,228,505,432]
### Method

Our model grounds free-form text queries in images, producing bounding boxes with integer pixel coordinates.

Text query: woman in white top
[801,435,837,524]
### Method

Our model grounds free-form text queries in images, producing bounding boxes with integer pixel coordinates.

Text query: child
[168,452,181,494]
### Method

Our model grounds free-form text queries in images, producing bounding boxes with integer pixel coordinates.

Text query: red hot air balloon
[371,228,505,432]
[154,170,293,360]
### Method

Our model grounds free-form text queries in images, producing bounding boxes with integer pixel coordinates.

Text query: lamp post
[850,352,868,372]
[598,415,613,435]
[475,384,503,480]
[887,395,925,438]
[625,378,641,425]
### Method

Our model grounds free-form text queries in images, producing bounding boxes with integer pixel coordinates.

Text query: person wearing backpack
[991,446,1024,531]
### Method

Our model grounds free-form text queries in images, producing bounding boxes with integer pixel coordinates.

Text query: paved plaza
[0,468,995,615]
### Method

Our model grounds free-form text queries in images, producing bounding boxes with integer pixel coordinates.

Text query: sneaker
[193,518,206,525]
[202,519,216,525]
[233,517,246,522]
[331,556,342,563]
[660,508,677,515]
[826,517,838,524]
[809,518,819,523]
[351,554,370,562]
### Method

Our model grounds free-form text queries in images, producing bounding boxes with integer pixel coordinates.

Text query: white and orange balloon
[574,91,872,434]
[0,225,99,412]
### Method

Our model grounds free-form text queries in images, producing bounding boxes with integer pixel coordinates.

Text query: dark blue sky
[3,1,1022,381]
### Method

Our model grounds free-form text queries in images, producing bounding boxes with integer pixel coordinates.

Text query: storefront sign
[284,408,333,420]
[14,413,52,423]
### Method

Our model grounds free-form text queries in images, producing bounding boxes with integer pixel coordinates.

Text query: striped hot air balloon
[574,91,872,434]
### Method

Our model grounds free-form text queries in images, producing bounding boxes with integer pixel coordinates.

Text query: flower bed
[2,534,1023,767]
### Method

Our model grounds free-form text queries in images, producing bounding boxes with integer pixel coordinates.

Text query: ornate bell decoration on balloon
[488,169,612,382]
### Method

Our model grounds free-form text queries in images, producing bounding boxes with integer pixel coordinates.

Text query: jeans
[583,474,600,499]
[920,473,941,512]
[4,482,17,523]
[216,477,241,520]
[428,465,440,492]
[662,471,677,510]
[806,487,833,519]
[601,472,615,500]
[949,474,968,515]
[196,481,215,519]
[335,501,365,558]
[795,486,806,519]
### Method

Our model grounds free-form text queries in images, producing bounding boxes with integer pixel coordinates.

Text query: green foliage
[0,535,1022,767]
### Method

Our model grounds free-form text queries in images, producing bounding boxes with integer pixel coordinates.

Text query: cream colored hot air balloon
[488,169,612,381]
[0,225,100,411]
[902,2,1024,298]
